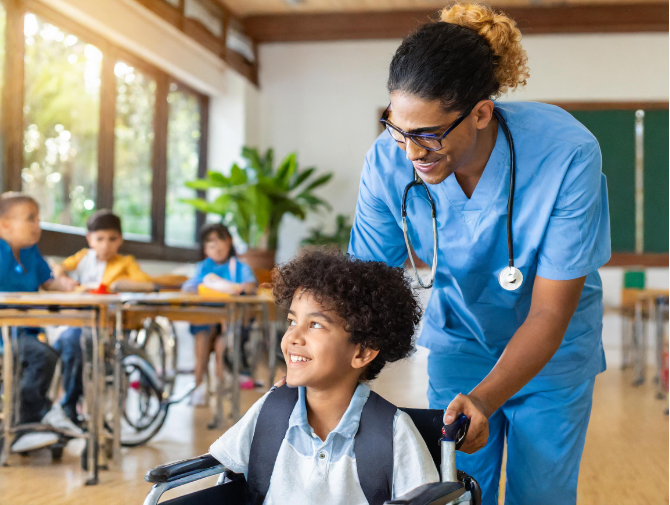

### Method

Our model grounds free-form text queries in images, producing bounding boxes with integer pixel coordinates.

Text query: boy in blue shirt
[0,192,81,452]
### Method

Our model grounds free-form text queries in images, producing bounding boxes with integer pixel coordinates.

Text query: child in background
[182,223,257,406]
[52,209,154,422]
[0,192,82,452]
[208,250,438,504]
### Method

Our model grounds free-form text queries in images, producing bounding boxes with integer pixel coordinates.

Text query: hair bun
[440,3,529,94]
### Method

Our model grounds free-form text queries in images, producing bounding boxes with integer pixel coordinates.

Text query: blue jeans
[427,351,596,505]
[53,328,84,420]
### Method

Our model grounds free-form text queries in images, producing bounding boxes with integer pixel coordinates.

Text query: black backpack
[246,385,436,505]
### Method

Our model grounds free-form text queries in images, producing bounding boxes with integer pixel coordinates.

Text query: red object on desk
[89,283,110,295]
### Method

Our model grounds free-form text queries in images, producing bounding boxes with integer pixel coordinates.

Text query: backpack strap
[247,385,299,505]
[354,390,397,505]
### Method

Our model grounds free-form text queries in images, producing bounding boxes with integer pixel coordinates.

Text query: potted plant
[182,147,332,270]
[301,214,353,253]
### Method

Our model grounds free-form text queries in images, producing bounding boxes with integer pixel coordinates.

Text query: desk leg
[656,297,668,400]
[210,304,234,430]
[231,305,243,422]
[1,326,13,466]
[112,307,123,465]
[265,304,278,388]
[86,322,100,485]
[633,300,646,386]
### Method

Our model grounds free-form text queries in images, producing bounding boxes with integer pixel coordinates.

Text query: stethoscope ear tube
[402,176,438,289]
[493,109,523,291]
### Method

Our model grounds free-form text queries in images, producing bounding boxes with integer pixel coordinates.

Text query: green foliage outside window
[165,83,201,246]
[22,13,100,228]
[113,62,156,237]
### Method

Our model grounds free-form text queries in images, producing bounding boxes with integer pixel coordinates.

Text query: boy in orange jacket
[53,209,153,421]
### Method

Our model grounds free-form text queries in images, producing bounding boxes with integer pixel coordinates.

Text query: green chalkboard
[567,109,669,253]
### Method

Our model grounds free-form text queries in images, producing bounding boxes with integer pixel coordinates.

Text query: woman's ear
[351,344,380,370]
[473,100,495,130]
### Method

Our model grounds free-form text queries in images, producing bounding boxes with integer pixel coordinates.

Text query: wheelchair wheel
[127,317,177,396]
[109,355,169,447]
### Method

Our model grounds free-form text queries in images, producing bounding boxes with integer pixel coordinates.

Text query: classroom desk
[0,291,277,483]
[631,289,670,389]
[0,292,121,485]
[116,292,276,463]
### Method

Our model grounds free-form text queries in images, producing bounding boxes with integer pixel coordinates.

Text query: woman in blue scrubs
[348,4,610,504]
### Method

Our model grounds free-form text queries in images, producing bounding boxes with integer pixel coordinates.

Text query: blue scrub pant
[428,352,595,505]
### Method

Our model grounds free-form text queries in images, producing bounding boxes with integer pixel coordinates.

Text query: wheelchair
[142,409,481,505]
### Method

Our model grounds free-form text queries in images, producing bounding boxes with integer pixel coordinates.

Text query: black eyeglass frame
[379,103,475,152]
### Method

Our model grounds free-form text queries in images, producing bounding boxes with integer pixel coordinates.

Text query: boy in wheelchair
[207,250,438,504]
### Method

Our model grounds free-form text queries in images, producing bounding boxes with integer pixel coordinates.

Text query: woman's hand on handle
[444,393,490,454]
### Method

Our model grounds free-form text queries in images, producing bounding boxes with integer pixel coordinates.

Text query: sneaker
[11,432,59,453]
[189,382,208,407]
[42,403,85,437]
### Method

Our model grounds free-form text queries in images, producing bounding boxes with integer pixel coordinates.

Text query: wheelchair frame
[142,412,481,505]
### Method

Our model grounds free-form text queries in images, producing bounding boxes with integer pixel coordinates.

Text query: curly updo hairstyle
[272,249,422,381]
[388,3,530,113]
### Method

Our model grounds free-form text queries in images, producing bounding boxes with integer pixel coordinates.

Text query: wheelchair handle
[441,413,470,450]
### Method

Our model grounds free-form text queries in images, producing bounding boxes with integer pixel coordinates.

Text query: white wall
[256,33,669,262]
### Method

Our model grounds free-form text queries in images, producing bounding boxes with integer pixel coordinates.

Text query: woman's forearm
[468,275,586,417]
[468,310,568,416]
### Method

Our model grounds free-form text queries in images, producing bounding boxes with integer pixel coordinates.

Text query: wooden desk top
[0,291,274,308]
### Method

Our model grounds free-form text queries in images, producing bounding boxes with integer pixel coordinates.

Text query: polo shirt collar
[289,383,371,440]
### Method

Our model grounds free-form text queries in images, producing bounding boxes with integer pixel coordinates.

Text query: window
[113,61,156,238]
[22,13,101,228]
[0,4,209,261]
[165,82,202,246]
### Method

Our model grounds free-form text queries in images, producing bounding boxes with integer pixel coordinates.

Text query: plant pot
[239,248,276,272]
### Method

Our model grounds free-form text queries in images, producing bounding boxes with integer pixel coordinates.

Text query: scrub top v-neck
[348,101,611,395]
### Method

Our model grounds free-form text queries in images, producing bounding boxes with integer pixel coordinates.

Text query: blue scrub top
[348,102,611,394]
[0,238,53,292]
[182,256,257,292]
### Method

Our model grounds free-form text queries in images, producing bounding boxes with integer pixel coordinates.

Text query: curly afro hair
[272,249,422,381]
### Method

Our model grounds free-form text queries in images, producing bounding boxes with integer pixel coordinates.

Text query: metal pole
[1,326,13,466]
[634,110,645,254]
[86,315,100,485]
[231,304,243,421]
[113,306,124,464]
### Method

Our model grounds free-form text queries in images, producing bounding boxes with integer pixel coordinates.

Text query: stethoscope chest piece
[498,266,523,291]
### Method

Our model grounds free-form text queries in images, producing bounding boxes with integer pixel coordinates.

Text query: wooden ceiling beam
[243,3,669,43]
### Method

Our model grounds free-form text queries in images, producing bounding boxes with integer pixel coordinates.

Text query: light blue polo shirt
[348,102,611,394]
[210,383,439,504]
[181,256,257,292]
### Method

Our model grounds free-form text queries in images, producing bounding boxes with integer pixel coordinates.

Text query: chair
[143,409,481,505]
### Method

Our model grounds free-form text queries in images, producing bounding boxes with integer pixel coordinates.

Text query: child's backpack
[246,385,405,505]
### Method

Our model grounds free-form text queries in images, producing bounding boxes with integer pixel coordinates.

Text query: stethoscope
[401,108,524,291]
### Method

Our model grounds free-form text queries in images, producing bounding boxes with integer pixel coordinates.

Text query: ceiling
[219,0,664,17]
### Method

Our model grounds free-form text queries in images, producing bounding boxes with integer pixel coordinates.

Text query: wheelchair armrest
[145,454,221,483]
[384,482,465,505]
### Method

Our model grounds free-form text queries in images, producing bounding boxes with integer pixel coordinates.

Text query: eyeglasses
[379,104,474,152]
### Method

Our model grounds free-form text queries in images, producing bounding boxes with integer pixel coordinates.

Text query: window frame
[1,0,208,262]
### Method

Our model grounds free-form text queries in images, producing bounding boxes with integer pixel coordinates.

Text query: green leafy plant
[301,214,353,253]
[182,147,332,250]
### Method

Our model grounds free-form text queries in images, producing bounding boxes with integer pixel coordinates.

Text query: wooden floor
[1,348,667,505]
